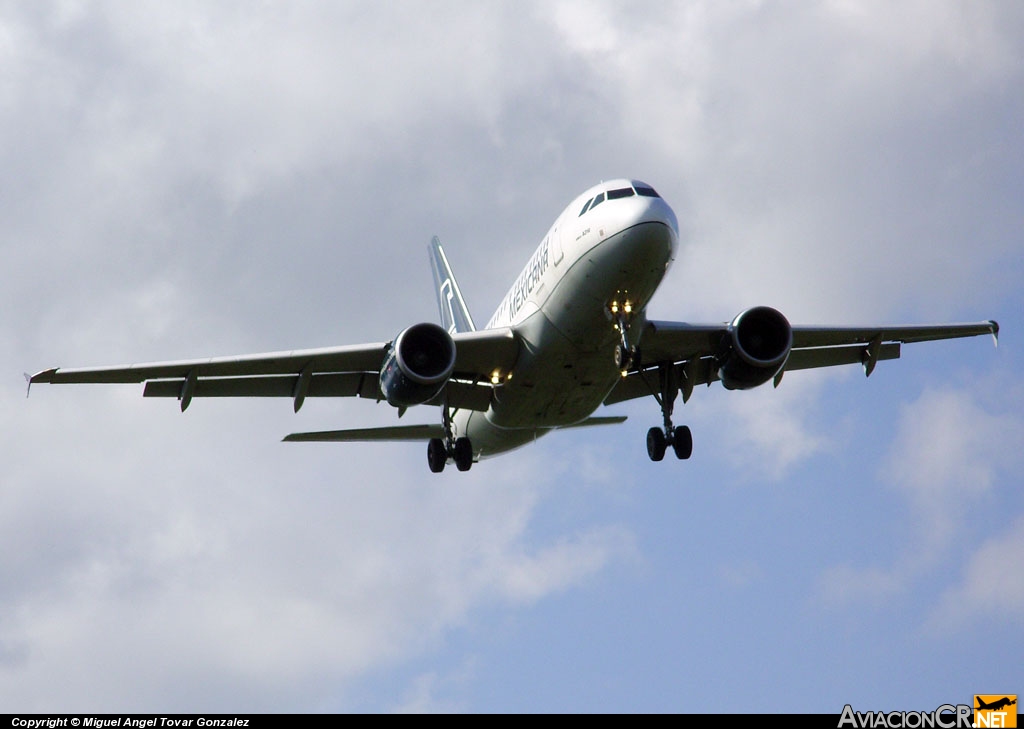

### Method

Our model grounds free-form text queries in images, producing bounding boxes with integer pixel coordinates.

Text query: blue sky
[3,1,1021,712]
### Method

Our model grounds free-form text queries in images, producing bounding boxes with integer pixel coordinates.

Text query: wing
[605,318,999,406]
[29,327,519,413]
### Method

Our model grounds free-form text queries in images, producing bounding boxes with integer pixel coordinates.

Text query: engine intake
[717,306,792,390]
[379,323,457,407]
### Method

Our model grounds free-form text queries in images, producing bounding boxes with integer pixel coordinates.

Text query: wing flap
[785,342,900,372]
[142,373,494,411]
[143,372,381,400]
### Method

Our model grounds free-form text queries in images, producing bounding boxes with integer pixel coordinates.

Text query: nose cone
[606,189,679,266]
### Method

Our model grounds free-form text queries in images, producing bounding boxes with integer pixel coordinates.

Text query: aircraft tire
[427,438,447,473]
[671,425,693,460]
[453,437,473,472]
[646,427,666,461]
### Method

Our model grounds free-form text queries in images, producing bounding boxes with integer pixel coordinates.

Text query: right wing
[29,327,520,413]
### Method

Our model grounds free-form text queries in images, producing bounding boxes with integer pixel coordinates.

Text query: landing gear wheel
[646,427,667,462]
[671,425,693,460]
[427,438,447,473]
[453,437,473,472]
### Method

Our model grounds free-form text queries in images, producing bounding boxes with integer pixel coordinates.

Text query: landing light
[623,301,633,314]
[610,301,620,314]
[490,370,501,385]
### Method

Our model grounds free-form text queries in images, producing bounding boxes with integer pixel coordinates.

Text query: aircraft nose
[634,194,679,235]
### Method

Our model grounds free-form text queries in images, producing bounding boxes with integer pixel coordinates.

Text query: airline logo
[439,278,458,334]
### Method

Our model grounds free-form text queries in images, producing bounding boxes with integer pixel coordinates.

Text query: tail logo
[440,278,458,335]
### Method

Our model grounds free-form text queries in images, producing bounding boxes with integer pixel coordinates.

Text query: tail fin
[429,236,476,334]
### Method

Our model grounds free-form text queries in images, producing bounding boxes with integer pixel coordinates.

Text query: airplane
[976,697,1017,712]
[28,179,999,473]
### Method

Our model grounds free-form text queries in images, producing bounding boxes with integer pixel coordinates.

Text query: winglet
[26,368,59,396]
[989,320,999,347]
[29,368,58,384]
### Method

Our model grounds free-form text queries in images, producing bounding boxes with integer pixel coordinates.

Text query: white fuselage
[458,179,680,457]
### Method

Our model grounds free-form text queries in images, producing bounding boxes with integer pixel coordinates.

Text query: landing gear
[645,365,693,462]
[646,427,666,461]
[646,425,692,461]
[609,297,636,373]
[671,425,692,460]
[453,437,473,472]
[427,438,447,473]
[425,402,474,473]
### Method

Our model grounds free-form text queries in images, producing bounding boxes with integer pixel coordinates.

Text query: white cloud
[928,516,1024,629]
[819,382,1024,607]
[887,387,1021,542]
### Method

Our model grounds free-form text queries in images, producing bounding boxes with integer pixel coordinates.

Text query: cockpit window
[607,187,634,200]
[634,185,660,197]
[589,192,605,210]
[579,198,593,216]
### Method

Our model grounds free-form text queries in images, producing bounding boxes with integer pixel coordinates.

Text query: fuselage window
[607,187,634,200]
[634,185,660,198]
[579,198,593,216]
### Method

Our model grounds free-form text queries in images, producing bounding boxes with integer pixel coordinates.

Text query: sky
[2,0,1022,713]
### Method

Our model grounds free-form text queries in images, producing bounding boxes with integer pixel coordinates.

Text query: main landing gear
[427,404,473,473]
[644,364,692,462]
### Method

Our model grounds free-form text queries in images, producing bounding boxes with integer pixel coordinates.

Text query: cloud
[886,387,1022,543]
[0,431,635,710]
[819,381,1024,607]
[928,515,1024,629]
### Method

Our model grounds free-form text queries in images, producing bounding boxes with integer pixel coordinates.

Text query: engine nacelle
[717,306,792,390]
[379,322,457,407]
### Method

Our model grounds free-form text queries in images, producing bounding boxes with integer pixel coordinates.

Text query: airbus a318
[29,179,999,473]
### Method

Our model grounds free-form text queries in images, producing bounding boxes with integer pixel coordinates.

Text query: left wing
[606,318,999,406]
[29,327,519,413]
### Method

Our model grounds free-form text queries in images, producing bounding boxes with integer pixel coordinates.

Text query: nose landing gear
[609,297,637,373]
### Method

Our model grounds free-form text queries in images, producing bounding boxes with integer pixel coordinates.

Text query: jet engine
[379,322,457,407]
[717,306,792,390]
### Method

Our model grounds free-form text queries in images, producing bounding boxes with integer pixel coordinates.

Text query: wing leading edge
[606,319,998,406]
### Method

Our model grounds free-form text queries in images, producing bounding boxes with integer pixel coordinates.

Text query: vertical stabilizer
[429,236,476,334]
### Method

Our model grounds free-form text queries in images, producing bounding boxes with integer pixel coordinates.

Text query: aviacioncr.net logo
[838,704,973,728]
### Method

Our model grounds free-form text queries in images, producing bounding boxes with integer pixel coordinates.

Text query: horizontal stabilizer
[283,424,445,443]
[557,415,628,429]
